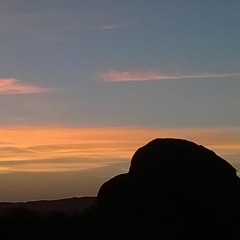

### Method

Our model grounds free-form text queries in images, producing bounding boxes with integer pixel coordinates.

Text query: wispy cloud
[0,78,50,95]
[0,126,239,173]
[100,69,240,82]
[0,10,130,43]
[95,23,123,30]
[78,18,132,31]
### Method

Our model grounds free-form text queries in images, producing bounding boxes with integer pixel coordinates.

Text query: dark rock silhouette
[97,138,240,239]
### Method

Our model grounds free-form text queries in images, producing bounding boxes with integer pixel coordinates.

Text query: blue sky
[0,0,239,201]
[1,0,239,127]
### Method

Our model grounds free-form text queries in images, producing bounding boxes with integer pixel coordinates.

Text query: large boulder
[97,138,240,239]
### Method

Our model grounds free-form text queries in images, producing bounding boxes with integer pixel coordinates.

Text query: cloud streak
[0,78,50,94]
[100,70,240,82]
[0,126,239,173]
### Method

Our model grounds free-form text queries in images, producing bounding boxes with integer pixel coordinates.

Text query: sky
[0,0,239,202]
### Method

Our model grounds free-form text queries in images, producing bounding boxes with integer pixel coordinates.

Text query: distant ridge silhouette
[96,138,240,239]
[0,197,96,216]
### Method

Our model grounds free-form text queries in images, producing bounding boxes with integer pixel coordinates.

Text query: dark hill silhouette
[97,138,240,239]
[0,197,97,239]
[0,196,96,217]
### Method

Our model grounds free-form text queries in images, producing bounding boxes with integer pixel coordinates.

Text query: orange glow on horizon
[0,126,239,173]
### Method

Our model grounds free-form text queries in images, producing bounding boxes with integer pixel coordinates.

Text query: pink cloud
[100,70,239,82]
[0,78,50,95]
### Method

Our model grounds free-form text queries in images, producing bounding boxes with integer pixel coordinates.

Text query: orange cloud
[100,70,239,82]
[0,78,49,94]
[0,126,239,173]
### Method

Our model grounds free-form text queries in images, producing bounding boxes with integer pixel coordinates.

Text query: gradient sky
[0,0,239,202]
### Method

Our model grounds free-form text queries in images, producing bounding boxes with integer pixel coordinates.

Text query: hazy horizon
[0,0,239,202]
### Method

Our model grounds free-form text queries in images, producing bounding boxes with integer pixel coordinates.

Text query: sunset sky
[0,0,239,202]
